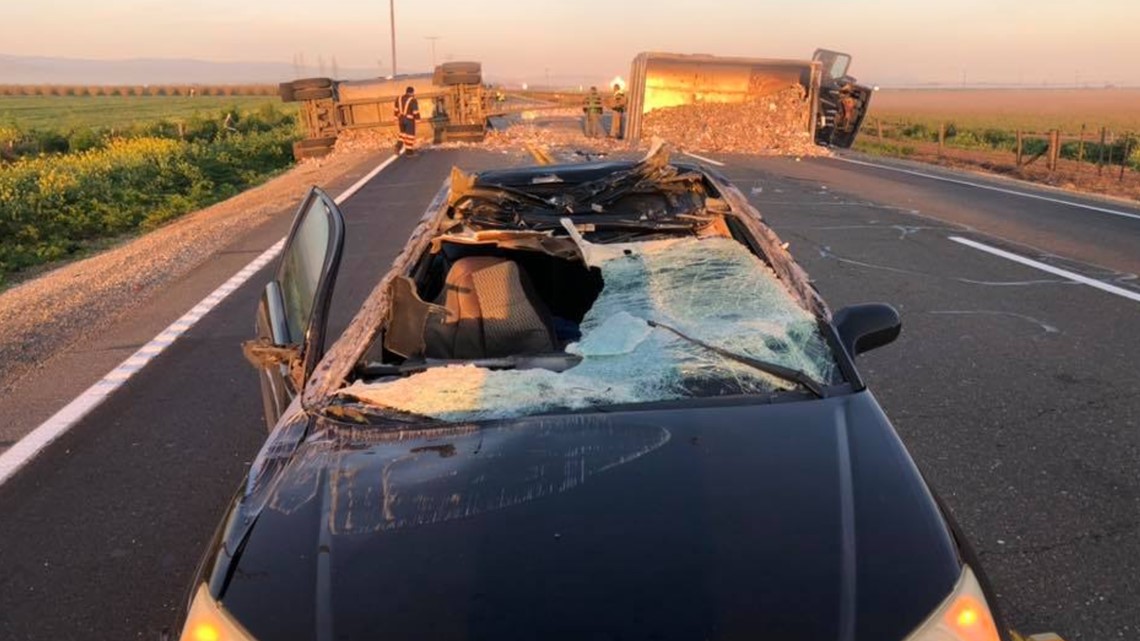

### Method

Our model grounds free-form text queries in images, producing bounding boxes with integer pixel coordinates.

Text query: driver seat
[425,257,557,359]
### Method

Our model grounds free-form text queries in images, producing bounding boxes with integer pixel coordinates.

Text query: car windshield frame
[301,158,864,419]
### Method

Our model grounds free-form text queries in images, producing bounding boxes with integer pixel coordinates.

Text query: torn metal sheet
[447,166,477,207]
[429,230,584,262]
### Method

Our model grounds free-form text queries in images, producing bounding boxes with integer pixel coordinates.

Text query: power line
[425,36,441,68]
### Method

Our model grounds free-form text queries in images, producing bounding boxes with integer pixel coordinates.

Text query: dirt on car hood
[215,391,961,641]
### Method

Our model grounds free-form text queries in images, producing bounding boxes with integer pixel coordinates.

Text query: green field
[1,96,303,286]
[0,95,294,130]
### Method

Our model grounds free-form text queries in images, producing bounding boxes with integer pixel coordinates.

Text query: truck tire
[292,77,334,90]
[278,82,296,102]
[442,72,482,86]
[439,62,482,86]
[440,62,481,74]
[293,87,334,101]
[444,124,486,143]
[292,137,336,160]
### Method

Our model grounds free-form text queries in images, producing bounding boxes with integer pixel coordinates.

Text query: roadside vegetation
[854,124,1140,171]
[858,88,1140,170]
[852,89,1140,200]
[0,95,291,145]
[0,100,301,286]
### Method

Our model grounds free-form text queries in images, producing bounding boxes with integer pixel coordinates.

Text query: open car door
[812,49,853,86]
[250,187,345,430]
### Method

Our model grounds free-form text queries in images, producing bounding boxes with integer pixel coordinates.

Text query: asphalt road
[0,148,1137,640]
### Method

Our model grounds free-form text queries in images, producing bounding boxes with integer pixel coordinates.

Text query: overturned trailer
[280,62,490,159]
[624,50,872,149]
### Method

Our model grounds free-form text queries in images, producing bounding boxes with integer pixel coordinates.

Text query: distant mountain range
[0,54,382,85]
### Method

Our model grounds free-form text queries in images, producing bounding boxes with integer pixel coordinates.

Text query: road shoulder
[0,150,389,452]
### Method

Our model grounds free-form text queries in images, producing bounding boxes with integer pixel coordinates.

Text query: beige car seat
[424,257,557,359]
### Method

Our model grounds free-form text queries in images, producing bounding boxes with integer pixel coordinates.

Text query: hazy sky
[5,0,1139,86]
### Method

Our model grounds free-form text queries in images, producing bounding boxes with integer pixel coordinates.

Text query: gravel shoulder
[0,149,386,395]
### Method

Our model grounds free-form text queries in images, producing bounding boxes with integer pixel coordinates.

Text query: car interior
[377,236,604,368]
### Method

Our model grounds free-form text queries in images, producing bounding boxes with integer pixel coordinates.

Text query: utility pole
[389,0,397,78]
[425,36,440,68]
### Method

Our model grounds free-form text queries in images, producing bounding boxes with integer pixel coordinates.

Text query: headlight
[179,583,257,641]
[904,565,1001,641]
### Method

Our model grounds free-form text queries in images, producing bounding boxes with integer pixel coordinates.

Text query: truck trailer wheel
[291,77,334,90]
[292,136,337,160]
[293,87,335,101]
[438,62,482,86]
[443,124,486,143]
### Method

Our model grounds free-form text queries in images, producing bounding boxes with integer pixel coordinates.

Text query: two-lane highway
[0,149,1136,640]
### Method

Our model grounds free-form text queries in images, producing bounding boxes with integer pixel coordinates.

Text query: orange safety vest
[394,94,420,120]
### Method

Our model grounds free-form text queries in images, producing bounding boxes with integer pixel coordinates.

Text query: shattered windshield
[339,235,838,422]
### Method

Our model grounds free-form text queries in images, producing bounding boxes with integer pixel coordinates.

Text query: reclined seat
[424,257,557,359]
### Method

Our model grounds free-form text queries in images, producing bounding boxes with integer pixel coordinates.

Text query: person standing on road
[582,86,603,138]
[394,86,421,156]
[609,83,626,139]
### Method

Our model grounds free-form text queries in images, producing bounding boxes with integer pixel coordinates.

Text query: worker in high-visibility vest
[582,87,603,138]
[394,86,421,155]
[609,83,626,139]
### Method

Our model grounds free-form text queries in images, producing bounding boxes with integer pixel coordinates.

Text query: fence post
[876,118,883,146]
[1048,130,1061,172]
[1015,130,1023,167]
[1078,123,1086,164]
[1106,132,1114,171]
[938,122,945,159]
[1098,127,1107,175]
[1121,137,1132,182]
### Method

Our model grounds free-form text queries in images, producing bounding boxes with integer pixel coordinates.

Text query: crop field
[866,88,1140,132]
[0,95,293,131]
[855,88,1140,200]
[0,96,302,286]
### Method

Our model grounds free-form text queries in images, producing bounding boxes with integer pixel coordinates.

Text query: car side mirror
[833,303,901,357]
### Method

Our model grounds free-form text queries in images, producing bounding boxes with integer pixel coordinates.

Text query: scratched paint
[264,417,671,533]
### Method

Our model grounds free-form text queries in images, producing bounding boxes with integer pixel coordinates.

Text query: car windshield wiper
[647,320,826,399]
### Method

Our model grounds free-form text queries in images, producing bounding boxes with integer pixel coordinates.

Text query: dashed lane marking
[681,151,726,167]
[949,236,1140,304]
[0,154,400,486]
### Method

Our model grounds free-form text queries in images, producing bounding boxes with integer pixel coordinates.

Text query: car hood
[218,392,960,641]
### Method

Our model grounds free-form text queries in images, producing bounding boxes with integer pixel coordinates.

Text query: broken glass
[341,236,838,421]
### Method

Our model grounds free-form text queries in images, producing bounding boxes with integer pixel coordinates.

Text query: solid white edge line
[681,151,726,167]
[949,236,1140,303]
[0,153,399,486]
[334,154,399,205]
[835,156,1140,222]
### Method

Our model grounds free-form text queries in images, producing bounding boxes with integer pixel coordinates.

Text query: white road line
[682,151,726,167]
[334,154,400,205]
[835,156,1140,222]
[949,236,1140,303]
[0,154,399,486]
